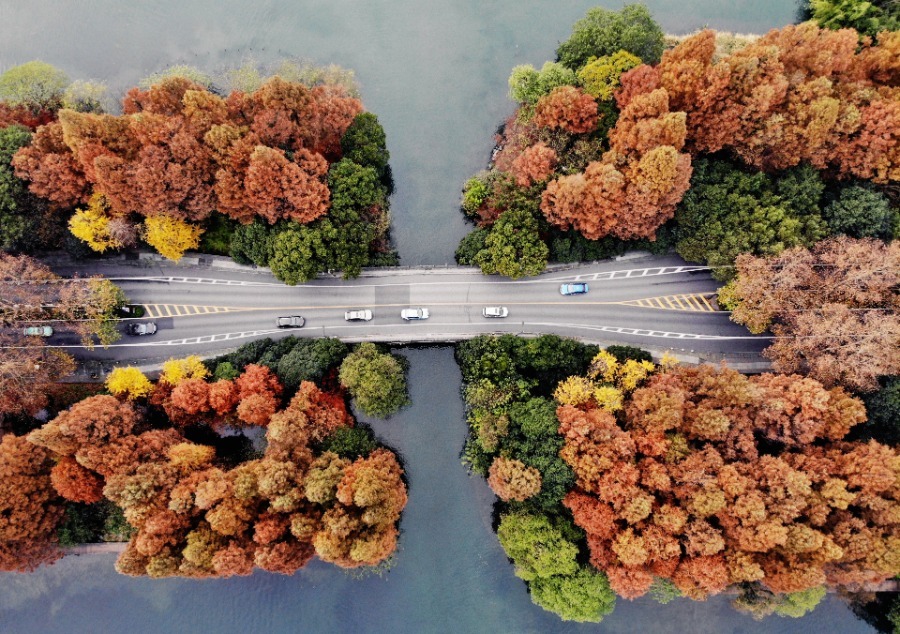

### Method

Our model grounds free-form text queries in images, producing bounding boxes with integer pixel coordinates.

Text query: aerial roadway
[45,254,769,365]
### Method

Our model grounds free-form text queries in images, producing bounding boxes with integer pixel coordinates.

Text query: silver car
[127,322,158,336]
[400,308,429,321]
[344,309,373,321]
[23,325,53,337]
[276,316,305,328]
[482,306,509,318]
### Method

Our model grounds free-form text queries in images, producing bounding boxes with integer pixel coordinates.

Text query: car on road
[276,316,306,328]
[23,325,53,337]
[401,308,429,321]
[482,306,509,318]
[560,283,589,296]
[127,322,158,336]
[344,309,373,322]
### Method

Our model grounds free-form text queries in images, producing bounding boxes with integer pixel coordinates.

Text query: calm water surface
[0,2,875,633]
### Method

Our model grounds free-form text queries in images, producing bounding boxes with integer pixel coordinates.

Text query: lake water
[0,2,877,633]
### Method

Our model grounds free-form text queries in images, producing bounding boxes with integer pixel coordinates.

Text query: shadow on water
[0,349,877,634]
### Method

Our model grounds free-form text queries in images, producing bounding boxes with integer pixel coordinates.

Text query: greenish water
[0,2,877,633]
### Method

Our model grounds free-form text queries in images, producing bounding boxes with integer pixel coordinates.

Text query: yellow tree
[68,193,122,253]
[160,356,209,385]
[106,367,153,399]
[141,216,203,262]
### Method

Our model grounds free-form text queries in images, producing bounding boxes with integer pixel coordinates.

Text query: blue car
[560,283,589,296]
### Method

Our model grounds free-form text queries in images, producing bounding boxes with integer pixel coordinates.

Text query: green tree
[858,377,900,445]
[824,185,895,239]
[675,159,829,281]
[269,223,323,285]
[276,338,349,391]
[62,80,110,113]
[556,5,665,71]
[455,227,489,265]
[809,0,900,37]
[338,343,409,418]
[530,567,617,623]
[340,113,390,187]
[0,125,35,251]
[0,61,69,109]
[508,62,578,105]
[461,174,491,217]
[229,219,273,266]
[474,207,549,279]
[318,426,377,460]
[496,512,579,581]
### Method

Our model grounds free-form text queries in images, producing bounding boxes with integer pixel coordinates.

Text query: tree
[556,5,665,71]
[0,435,63,572]
[27,395,137,456]
[338,343,409,418]
[11,122,91,207]
[160,356,210,385]
[0,61,69,109]
[69,193,123,253]
[340,112,390,184]
[510,142,557,188]
[229,219,273,266]
[508,62,578,105]
[577,51,642,101]
[0,124,37,252]
[106,367,153,400]
[824,184,895,239]
[674,159,829,280]
[497,512,580,581]
[62,80,110,113]
[474,207,549,279]
[810,0,900,37]
[858,377,900,445]
[50,456,104,503]
[141,216,204,262]
[556,363,899,600]
[728,237,899,391]
[0,342,75,417]
[533,86,599,134]
[487,456,542,501]
[529,568,617,623]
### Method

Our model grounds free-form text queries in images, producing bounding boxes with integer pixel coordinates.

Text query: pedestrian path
[621,293,718,312]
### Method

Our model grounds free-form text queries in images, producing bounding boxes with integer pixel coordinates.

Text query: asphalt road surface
[38,254,769,365]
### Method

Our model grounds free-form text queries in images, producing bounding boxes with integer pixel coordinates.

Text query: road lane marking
[620,294,718,313]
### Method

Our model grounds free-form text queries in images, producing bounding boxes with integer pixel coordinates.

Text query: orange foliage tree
[556,364,898,600]
[18,360,407,578]
[0,435,64,572]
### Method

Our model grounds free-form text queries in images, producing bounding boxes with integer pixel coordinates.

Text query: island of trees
[0,60,395,282]
[454,2,899,628]
[0,336,410,577]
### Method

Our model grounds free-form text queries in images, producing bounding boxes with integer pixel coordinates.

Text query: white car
[345,309,373,321]
[482,306,509,318]
[401,308,429,321]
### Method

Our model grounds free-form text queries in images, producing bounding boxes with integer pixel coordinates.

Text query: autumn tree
[141,216,204,262]
[533,86,599,134]
[106,367,153,400]
[50,456,104,503]
[555,363,899,601]
[510,142,558,187]
[488,456,542,502]
[727,237,899,391]
[0,435,64,572]
[0,341,75,418]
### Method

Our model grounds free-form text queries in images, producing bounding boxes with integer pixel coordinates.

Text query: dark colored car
[276,316,306,328]
[560,283,589,296]
[127,322,158,336]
